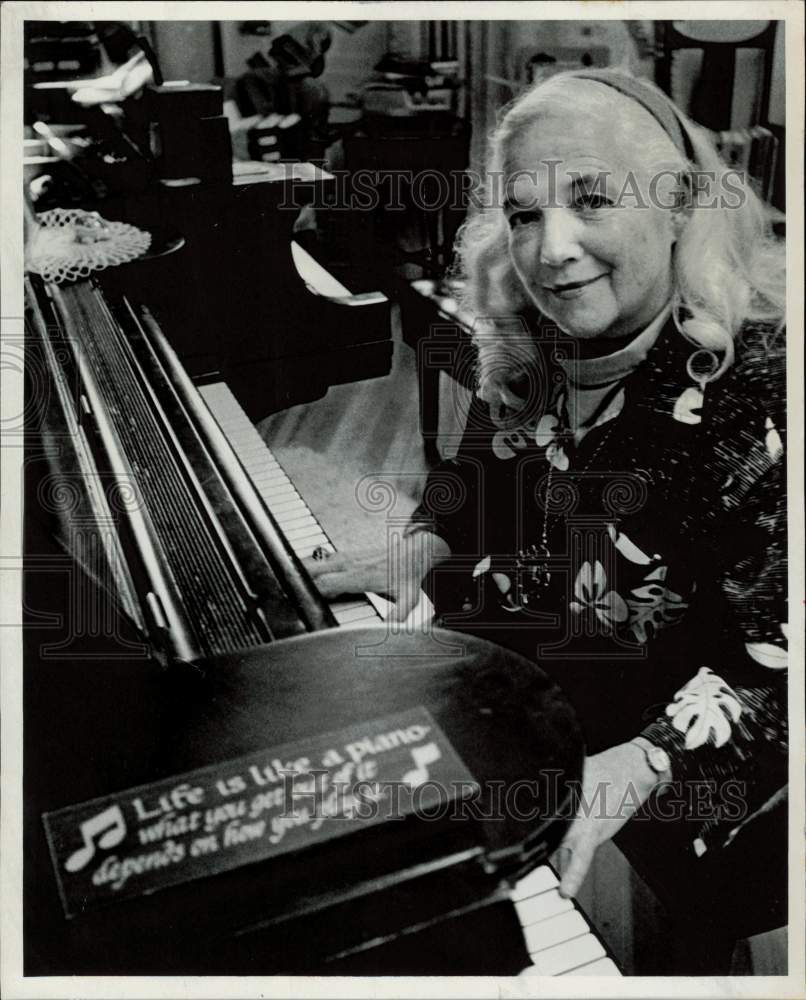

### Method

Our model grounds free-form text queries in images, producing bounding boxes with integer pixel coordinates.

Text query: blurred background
[24,17,786,269]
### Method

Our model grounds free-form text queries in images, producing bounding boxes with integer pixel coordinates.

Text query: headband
[569,69,696,163]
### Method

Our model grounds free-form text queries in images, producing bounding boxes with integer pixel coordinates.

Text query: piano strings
[26,277,335,663]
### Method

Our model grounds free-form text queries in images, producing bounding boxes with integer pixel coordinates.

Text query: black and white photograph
[1,2,803,994]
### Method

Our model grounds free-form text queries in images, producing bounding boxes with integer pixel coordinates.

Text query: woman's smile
[545,273,610,299]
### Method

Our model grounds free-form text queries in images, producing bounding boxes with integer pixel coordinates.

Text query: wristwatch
[630,737,673,780]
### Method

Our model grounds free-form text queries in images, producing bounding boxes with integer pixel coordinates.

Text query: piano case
[22,277,584,975]
[24,605,584,974]
[94,164,394,420]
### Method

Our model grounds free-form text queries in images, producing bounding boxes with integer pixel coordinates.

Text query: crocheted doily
[26,208,152,284]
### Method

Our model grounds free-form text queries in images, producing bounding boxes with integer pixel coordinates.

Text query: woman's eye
[574,192,612,211]
[508,210,542,229]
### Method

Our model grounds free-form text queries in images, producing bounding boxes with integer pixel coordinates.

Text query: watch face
[648,746,672,774]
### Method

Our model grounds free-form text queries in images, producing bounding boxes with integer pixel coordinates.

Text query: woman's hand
[556,742,665,898]
[303,531,451,622]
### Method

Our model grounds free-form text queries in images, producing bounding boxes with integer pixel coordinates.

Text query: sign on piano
[43,707,478,917]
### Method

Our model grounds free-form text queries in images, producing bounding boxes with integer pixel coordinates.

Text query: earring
[673,349,720,425]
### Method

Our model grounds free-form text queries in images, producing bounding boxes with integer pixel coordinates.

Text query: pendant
[512,543,552,608]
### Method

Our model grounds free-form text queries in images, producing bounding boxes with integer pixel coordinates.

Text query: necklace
[509,416,620,610]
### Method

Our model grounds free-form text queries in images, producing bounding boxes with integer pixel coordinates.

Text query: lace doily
[26,208,152,284]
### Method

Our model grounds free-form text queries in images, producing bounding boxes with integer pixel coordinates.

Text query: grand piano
[22,66,622,976]
[22,270,624,977]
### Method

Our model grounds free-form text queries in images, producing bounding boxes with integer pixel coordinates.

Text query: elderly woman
[309,69,787,969]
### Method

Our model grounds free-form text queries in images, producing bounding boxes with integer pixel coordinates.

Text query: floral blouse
[410,317,787,852]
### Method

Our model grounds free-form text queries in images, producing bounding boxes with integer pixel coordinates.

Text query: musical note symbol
[64,805,127,873]
[402,743,442,788]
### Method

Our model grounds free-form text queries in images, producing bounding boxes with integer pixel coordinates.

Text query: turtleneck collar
[558,304,672,389]
[555,304,672,439]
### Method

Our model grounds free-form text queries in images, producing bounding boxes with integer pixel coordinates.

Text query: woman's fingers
[306,564,374,598]
[302,553,352,596]
[554,745,660,898]
[556,823,597,898]
[302,548,421,611]
[304,551,348,577]
[311,568,356,598]
[302,535,449,618]
[387,580,424,622]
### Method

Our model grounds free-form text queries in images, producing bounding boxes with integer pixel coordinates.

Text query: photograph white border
[2,3,803,997]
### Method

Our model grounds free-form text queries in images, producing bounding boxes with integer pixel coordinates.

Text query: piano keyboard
[513,864,621,976]
[200,382,620,977]
[199,381,392,628]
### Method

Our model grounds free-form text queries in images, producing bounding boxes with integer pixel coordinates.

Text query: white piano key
[330,600,367,612]
[232,436,275,452]
[269,498,308,514]
[521,938,601,978]
[287,528,329,548]
[197,384,232,407]
[261,493,300,509]
[277,506,314,521]
[267,503,306,519]
[261,490,298,505]
[249,462,290,478]
[334,604,382,625]
[263,483,301,497]
[523,909,589,955]
[224,427,270,445]
[273,513,318,530]
[510,864,623,978]
[525,932,606,976]
[267,495,307,511]
[199,381,384,625]
[244,482,285,500]
[275,498,309,512]
[288,525,328,542]
[335,615,384,629]
[514,887,573,927]
[366,592,393,619]
[257,476,290,490]
[276,504,310,520]
[511,864,559,902]
[284,530,324,547]
[254,482,298,499]
[251,467,293,483]
[235,448,281,466]
[266,498,305,515]
[276,516,313,532]
[277,523,320,543]
[562,956,620,977]
[242,450,282,466]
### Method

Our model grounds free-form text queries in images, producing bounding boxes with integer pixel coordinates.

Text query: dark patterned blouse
[410,317,787,854]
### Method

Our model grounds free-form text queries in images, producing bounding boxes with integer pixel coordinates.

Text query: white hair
[454,72,786,405]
